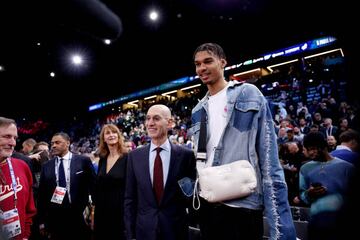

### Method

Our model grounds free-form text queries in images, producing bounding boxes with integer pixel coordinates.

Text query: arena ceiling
[0,0,356,120]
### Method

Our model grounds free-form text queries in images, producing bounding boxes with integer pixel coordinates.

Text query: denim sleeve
[256,99,296,240]
[299,166,311,205]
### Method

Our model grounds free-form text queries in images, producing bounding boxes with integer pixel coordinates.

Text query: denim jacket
[190,81,296,240]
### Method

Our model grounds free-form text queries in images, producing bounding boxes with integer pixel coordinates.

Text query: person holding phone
[299,132,355,240]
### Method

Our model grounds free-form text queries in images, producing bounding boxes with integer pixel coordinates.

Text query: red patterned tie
[153,147,163,204]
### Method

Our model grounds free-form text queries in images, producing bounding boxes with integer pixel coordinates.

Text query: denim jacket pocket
[234,101,260,131]
[235,101,260,112]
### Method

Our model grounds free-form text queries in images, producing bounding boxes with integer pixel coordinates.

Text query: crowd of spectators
[13,53,360,214]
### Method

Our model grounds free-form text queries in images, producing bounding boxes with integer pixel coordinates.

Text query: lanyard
[55,157,61,186]
[6,158,18,208]
[326,126,333,137]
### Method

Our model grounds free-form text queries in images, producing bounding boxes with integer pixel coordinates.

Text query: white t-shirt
[206,84,229,167]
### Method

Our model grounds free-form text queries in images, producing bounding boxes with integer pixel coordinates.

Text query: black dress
[94,154,127,240]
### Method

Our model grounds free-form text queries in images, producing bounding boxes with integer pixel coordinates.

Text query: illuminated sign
[89,76,195,111]
[89,36,337,111]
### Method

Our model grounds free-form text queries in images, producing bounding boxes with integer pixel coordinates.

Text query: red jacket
[0,158,36,239]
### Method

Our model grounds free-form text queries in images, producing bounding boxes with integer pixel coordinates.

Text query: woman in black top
[94,123,128,240]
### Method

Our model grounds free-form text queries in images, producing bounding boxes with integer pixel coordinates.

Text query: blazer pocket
[75,170,84,175]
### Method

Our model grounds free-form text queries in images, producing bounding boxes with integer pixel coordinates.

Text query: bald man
[124,104,196,240]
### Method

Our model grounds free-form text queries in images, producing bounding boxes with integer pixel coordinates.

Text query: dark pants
[199,199,263,240]
[308,212,339,240]
[48,207,91,240]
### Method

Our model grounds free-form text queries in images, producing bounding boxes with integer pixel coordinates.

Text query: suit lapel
[140,145,156,204]
[162,143,179,203]
[69,154,77,198]
[50,158,57,185]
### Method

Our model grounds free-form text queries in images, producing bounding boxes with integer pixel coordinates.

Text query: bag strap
[193,108,207,210]
[196,108,207,161]
[192,178,200,210]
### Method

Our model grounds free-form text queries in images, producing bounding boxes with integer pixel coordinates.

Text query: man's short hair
[23,138,36,147]
[310,124,319,129]
[286,128,294,133]
[339,129,360,143]
[193,43,226,60]
[33,141,49,152]
[53,132,71,142]
[303,132,327,150]
[0,117,16,127]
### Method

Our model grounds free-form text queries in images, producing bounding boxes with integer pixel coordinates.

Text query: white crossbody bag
[193,109,257,210]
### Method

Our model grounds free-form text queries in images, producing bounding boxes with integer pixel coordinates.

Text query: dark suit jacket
[321,126,339,139]
[124,143,196,240]
[37,153,96,237]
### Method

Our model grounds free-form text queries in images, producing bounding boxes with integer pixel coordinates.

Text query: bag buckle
[196,152,206,161]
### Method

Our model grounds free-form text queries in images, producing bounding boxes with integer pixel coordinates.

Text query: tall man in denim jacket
[191,43,296,240]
